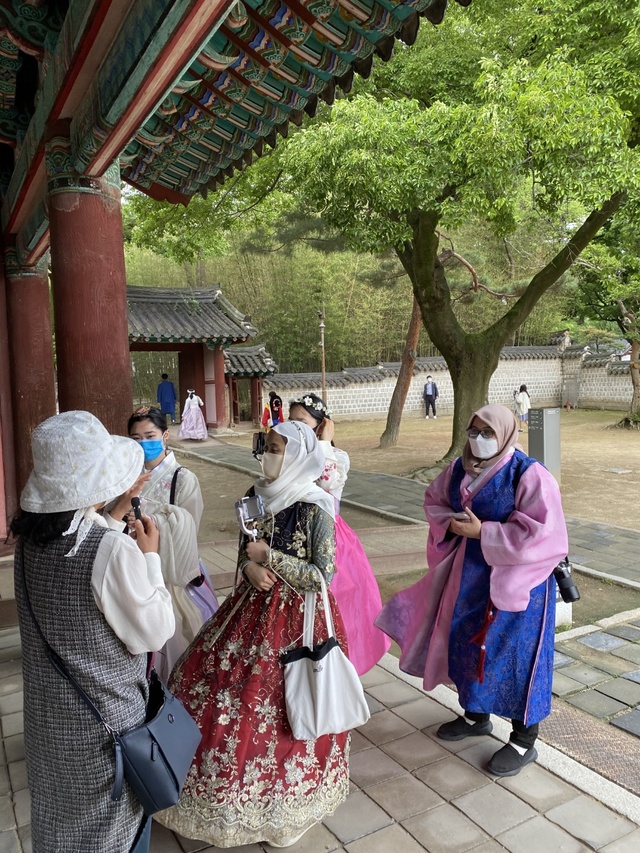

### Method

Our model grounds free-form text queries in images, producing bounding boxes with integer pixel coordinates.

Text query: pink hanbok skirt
[330,515,390,675]
[178,406,207,440]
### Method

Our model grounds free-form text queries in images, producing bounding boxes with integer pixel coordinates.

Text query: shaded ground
[177,457,403,544]
[223,409,639,530]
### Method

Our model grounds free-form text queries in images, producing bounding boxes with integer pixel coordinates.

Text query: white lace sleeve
[317,441,350,502]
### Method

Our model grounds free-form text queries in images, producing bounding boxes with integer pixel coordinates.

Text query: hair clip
[133,406,150,416]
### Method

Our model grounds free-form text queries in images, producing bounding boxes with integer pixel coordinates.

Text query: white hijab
[254,421,335,519]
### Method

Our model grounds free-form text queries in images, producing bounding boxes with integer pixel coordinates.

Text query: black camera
[252,432,266,459]
[553,558,580,603]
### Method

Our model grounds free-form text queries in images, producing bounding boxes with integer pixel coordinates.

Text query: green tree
[282,0,639,457]
[572,206,640,419]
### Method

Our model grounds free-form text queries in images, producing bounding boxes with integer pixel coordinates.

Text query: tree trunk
[379,296,422,448]
[630,339,640,417]
[405,197,624,461]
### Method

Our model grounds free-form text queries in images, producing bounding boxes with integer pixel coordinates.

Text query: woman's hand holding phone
[449,508,482,539]
[246,539,270,565]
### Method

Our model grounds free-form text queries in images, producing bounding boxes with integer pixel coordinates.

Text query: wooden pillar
[178,346,207,424]
[0,258,18,532]
[5,251,57,496]
[46,126,132,435]
[227,377,239,426]
[213,345,226,428]
[251,376,262,426]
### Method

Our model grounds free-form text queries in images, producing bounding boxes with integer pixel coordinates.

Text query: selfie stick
[235,505,258,541]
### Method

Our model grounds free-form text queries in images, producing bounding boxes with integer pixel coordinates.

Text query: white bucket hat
[21,410,143,513]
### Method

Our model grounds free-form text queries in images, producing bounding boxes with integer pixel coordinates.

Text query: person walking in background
[376,405,568,778]
[157,373,178,425]
[423,374,439,419]
[12,411,175,852]
[289,394,390,675]
[261,390,284,431]
[178,389,207,440]
[156,421,349,848]
[515,384,531,432]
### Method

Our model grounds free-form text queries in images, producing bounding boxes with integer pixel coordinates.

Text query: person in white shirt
[515,384,531,432]
[12,410,174,853]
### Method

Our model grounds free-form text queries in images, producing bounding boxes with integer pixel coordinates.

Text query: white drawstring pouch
[281,568,370,740]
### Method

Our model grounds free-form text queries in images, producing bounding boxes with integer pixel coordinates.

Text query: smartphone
[450,511,470,522]
[236,495,265,520]
[131,496,142,522]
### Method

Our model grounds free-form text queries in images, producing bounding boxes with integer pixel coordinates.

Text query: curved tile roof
[127,285,257,345]
[225,343,278,376]
[265,345,565,387]
[122,0,473,203]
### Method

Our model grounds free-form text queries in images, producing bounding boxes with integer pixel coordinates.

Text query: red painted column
[0,257,17,533]
[251,377,262,425]
[46,127,132,435]
[213,345,226,428]
[4,251,57,496]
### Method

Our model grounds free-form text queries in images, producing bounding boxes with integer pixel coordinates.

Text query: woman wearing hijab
[11,411,175,853]
[289,393,390,675]
[156,421,349,848]
[376,405,568,777]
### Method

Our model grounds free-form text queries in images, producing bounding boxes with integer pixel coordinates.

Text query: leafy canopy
[283,53,637,253]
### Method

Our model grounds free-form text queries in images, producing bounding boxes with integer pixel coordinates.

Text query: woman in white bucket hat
[11,411,175,853]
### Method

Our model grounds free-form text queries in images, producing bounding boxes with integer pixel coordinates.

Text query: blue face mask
[139,439,164,462]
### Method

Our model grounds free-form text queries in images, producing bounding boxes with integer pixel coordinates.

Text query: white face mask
[469,435,499,459]
[261,452,284,481]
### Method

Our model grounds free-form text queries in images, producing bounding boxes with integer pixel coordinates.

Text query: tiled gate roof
[127,286,257,345]
[225,344,278,376]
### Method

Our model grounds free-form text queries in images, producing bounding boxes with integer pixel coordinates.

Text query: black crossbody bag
[19,549,202,815]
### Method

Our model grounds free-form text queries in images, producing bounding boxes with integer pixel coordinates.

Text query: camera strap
[169,467,184,505]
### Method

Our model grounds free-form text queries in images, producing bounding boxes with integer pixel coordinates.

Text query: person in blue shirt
[157,373,178,424]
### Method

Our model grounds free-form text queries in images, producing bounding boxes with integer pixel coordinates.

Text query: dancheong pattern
[121,0,472,203]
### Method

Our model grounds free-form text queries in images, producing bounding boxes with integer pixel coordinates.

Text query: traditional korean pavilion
[0,0,471,534]
[127,285,276,426]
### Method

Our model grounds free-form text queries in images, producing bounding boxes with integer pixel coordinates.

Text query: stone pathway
[1,625,639,853]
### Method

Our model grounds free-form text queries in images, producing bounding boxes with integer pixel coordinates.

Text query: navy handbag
[20,554,202,815]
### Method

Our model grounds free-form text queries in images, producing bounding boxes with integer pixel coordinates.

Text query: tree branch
[491,191,626,341]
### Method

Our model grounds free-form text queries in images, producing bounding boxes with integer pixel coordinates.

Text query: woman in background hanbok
[178,389,208,440]
[376,405,568,777]
[156,421,349,848]
[261,390,284,431]
[107,407,218,681]
[289,394,390,675]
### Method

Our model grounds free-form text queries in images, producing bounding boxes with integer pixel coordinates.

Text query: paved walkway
[1,440,640,851]
[1,625,640,853]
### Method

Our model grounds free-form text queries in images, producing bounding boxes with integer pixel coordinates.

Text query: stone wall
[576,361,631,411]
[265,347,632,418]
